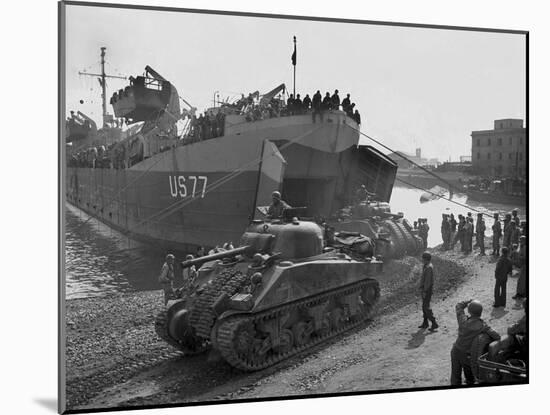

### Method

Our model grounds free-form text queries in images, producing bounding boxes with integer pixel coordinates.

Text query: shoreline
[63,247,512,411]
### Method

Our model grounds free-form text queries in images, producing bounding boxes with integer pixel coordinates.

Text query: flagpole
[293,36,296,97]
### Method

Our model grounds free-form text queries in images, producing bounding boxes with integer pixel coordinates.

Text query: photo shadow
[34,398,57,412]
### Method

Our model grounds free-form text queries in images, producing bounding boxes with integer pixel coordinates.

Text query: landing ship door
[254,140,287,219]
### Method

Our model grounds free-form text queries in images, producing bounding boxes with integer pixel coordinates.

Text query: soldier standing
[312,90,322,122]
[476,213,486,255]
[494,247,513,308]
[341,93,351,113]
[418,252,438,331]
[513,236,527,300]
[418,219,429,249]
[512,209,521,226]
[302,94,311,111]
[463,218,473,253]
[331,89,340,110]
[450,300,500,385]
[441,214,451,250]
[491,213,502,256]
[294,94,303,114]
[159,253,176,305]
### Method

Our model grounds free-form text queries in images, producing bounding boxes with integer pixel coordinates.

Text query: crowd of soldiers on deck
[68,145,116,169]
[186,111,226,142]
[285,89,362,124]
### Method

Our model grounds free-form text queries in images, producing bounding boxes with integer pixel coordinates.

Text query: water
[65,204,166,299]
[65,188,525,299]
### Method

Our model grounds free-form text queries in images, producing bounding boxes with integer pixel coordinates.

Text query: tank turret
[155,218,381,371]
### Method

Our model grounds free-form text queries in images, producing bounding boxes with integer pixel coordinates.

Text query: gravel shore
[64,242,523,411]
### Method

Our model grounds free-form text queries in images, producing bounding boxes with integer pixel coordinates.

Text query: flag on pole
[291,36,296,66]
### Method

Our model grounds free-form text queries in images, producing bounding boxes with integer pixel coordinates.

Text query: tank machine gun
[155,217,381,371]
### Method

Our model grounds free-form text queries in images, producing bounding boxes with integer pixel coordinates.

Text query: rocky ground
[64,243,526,412]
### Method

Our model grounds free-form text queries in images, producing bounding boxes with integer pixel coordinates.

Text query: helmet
[468,300,483,317]
[272,191,281,200]
[185,254,194,260]
[421,252,431,261]
[166,253,175,261]
[251,272,263,285]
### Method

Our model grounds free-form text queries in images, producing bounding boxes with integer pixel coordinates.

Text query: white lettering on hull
[169,175,208,198]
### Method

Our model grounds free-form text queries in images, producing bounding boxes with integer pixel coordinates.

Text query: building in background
[471,119,526,177]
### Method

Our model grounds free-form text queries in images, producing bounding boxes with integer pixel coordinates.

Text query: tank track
[384,220,406,258]
[214,278,380,371]
[188,268,250,339]
[395,221,419,255]
[154,308,185,350]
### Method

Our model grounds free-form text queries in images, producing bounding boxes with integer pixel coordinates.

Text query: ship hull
[66,112,397,251]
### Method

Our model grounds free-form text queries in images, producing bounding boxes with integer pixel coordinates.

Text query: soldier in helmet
[451,299,500,385]
[159,253,176,305]
[418,252,438,332]
[267,190,291,219]
[491,213,502,256]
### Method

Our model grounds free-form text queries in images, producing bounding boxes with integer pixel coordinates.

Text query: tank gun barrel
[181,245,251,269]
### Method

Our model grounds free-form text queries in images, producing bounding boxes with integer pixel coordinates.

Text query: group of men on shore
[417,206,527,386]
[418,250,527,386]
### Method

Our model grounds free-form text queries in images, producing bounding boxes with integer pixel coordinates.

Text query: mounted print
[59,1,528,413]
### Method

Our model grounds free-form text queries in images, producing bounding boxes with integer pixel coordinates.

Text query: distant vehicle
[420,185,447,203]
[466,178,526,206]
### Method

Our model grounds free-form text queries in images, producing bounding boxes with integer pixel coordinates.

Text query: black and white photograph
[57,1,530,413]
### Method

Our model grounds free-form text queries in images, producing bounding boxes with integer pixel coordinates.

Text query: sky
[64,4,526,161]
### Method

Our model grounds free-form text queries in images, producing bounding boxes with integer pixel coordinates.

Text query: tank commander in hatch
[355,184,377,204]
[267,190,291,219]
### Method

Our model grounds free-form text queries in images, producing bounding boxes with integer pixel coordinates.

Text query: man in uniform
[302,94,311,111]
[331,89,340,110]
[341,93,351,113]
[451,300,501,385]
[491,213,502,256]
[418,252,438,331]
[355,184,376,204]
[159,253,176,305]
[512,236,527,300]
[286,94,295,115]
[312,90,322,122]
[512,209,521,226]
[354,109,362,125]
[267,190,291,219]
[494,247,513,308]
[418,219,430,250]
[441,214,451,250]
[463,217,473,253]
[294,94,303,114]
[322,92,332,110]
[476,213,486,255]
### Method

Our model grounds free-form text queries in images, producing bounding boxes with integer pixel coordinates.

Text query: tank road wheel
[317,315,331,337]
[360,282,380,319]
[273,329,294,355]
[292,321,313,346]
[329,308,346,331]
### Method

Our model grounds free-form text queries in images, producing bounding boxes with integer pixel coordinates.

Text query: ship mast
[79,47,127,128]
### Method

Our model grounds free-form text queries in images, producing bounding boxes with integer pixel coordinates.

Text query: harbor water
[64,187,526,299]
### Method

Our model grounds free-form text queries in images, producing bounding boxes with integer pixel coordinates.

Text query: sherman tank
[329,200,424,259]
[155,214,382,371]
